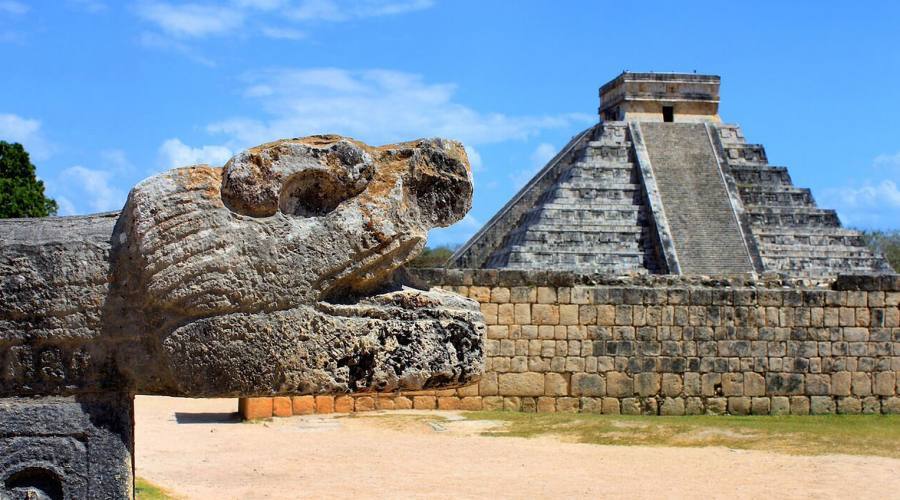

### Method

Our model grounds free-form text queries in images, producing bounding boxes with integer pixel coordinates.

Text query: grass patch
[465,411,900,458]
[136,477,175,500]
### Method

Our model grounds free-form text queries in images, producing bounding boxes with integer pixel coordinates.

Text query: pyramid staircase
[713,125,892,277]
[483,123,661,273]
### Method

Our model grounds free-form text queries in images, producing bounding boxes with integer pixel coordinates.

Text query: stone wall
[241,270,900,418]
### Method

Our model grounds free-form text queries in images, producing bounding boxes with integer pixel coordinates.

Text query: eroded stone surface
[0,135,484,398]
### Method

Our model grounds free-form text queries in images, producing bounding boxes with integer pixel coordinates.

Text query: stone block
[602,397,621,415]
[557,397,579,412]
[728,397,751,415]
[685,397,704,415]
[544,373,569,396]
[597,305,616,326]
[469,286,491,302]
[805,374,831,395]
[437,397,460,410]
[571,373,605,397]
[836,397,861,414]
[514,303,531,324]
[482,396,504,411]
[662,374,683,397]
[355,396,375,412]
[375,397,396,410]
[607,372,634,397]
[581,397,603,413]
[291,395,316,415]
[722,373,743,396]
[334,395,354,413]
[851,372,872,396]
[874,372,897,396]
[750,397,770,415]
[660,397,685,416]
[701,373,721,397]
[831,372,851,396]
[498,372,545,396]
[560,304,579,325]
[315,395,335,414]
[459,397,483,411]
[861,396,881,414]
[787,396,808,415]
[766,373,805,395]
[706,397,727,415]
[479,372,498,396]
[240,397,273,420]
[537,287,557,304]
[491,287,510,303]
[457,383,479,397]
[510,286,536,303]
[621,398,641,415]
[273,396,293,417]
[770,396,790,415]
[394,396,413,410]
[743,372,765,397]
[635,373,661,397]
[883,397,900,414]
[810,396,835,414]
[536,397,557,412]
[502,397,521,411]
[413,396,436,410]
[532,304,559,325]
[684,372,701,396]
[497,304,515,325]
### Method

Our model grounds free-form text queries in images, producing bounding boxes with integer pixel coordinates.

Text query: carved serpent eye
[221,137,374,218]
[279,168,366,217]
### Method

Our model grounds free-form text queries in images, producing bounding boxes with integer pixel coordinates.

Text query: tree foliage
[860,229,900,272]
[0,141,57,218]
[407,245,457,268]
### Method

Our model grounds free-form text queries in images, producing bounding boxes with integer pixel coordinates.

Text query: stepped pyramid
[450,72,893,278]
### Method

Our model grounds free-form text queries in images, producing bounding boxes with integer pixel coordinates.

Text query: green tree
[407,245,457,268]
[0,141,57,218]
[860,229,900,272]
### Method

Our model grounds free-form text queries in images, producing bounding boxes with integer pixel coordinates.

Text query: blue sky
[1,0,898,245]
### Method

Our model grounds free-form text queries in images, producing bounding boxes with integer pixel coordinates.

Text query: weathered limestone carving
[0,135,484,498]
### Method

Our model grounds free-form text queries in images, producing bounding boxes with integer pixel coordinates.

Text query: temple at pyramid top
[599,72,720,123]
[449,72,893,278]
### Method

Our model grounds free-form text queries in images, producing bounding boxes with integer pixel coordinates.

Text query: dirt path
[135,396,900,499]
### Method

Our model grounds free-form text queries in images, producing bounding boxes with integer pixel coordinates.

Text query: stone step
[728,165,792,185]
[723,144,768,165]
[762,257,892,276]
[747,207,841,227]
[738,186,814,207]
[758,244,879,258]
[640,122,756,275]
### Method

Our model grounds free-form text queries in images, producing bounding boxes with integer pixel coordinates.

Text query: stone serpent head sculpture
[0,135,485,398]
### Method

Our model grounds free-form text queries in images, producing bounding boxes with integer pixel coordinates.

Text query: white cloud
[289,0,433,21]
[136,2,244,38]
[207,68,591,149]
[821,179,900,229]
[530,142,556,166]
[509,142,557,188]
[874,152,900,170]
[0,1,27,15]
[260,26,307,40]
[464,145,482,172]
[55,166,127,214]
[0,113,53,160]
[159,138,233,169]
[138,31,216,66]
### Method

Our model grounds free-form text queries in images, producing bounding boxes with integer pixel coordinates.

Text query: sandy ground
[135,396,900,500]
